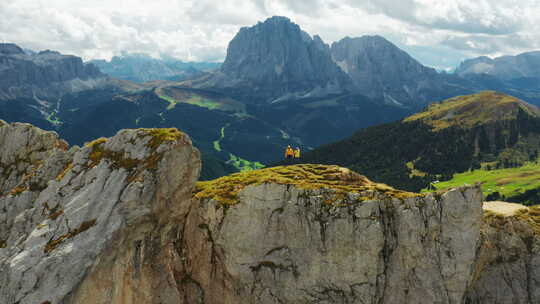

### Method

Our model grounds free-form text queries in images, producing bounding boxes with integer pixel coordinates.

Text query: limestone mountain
[89,53,220,83]
[292,91,540,191]
[187,17,476,109]
[2,120,540,303]
[191,16,352,103]
[0,43,107,100]
[330,36,471,107]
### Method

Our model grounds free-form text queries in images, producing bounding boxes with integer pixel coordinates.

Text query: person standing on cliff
[285,145,294,160]
[294,147,301,158]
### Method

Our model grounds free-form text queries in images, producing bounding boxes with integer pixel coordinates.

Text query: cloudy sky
[1,0,539,70]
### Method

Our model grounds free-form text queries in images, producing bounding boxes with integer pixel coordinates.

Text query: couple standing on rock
[285,145,300,159]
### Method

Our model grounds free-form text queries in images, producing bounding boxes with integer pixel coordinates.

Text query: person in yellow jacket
[294,147,301,158]
[285,145,294,159]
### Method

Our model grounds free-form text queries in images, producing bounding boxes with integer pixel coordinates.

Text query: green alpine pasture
[425,162,540,204]
[227,154,265,171]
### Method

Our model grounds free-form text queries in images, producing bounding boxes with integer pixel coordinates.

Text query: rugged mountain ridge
[2,121,540,303]
[192,16,351,103]
[89,53,220,83]
[331,36,468,107]
[189,16,474,108]
[0,43,107,100]
[457,51,540,79]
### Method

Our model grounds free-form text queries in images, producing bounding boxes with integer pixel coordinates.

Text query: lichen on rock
[194,164,420,205]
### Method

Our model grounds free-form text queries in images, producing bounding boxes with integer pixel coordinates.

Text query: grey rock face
[464,213,540,303]
[183,184,483,304]
[456,51,540,80]
[195,16,351,103]
[330,36,462,107]
[0,43,107,100]
[0,122,200,304]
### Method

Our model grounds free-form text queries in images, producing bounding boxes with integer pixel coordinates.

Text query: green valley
[156,86,246,112]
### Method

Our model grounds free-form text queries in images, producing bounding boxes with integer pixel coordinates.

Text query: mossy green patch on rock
[85,137,107,148]
[515,206,540,235]
[87,140,138,170]
[44,219,97,253]
[484,206,540,236]
[9,185,27,196]
[84,128,185,182]
[140,128,184,149]
[56,162,74,181]
[193,164,419,205]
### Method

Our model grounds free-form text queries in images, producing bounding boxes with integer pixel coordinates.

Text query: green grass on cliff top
[424,162,540,202]
[405,91,540,131]
[194,164,419,205]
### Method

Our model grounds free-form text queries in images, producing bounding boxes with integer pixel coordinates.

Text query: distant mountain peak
[263,15,292,23]
[457,51,540,79]
[196,15,351,103]
[38,50,61,56]
[0,43,24,55]
[330,35,447,107]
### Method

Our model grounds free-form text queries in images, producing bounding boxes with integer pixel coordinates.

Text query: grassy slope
[426,162,540,204]
[405,91,540,130]
[156,86,245,112]
[194,164,418,205]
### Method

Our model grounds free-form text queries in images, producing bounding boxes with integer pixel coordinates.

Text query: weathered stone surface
[181,183,483,304]
[0,123,200,304]
[1,121,540,304]
[464,211,540,303]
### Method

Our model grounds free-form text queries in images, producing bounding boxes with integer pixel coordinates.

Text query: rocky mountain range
[457,51,540,80]
[1,120,540,303]
[191,16,352,103]
[0,43,107,100]
[89,53,220,83]
[188,16,476,108]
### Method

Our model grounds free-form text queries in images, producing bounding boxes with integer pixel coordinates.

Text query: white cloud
[1,0,539,68]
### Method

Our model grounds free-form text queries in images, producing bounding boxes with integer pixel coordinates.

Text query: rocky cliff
[1,121,540,303]
[0,43,107,100]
